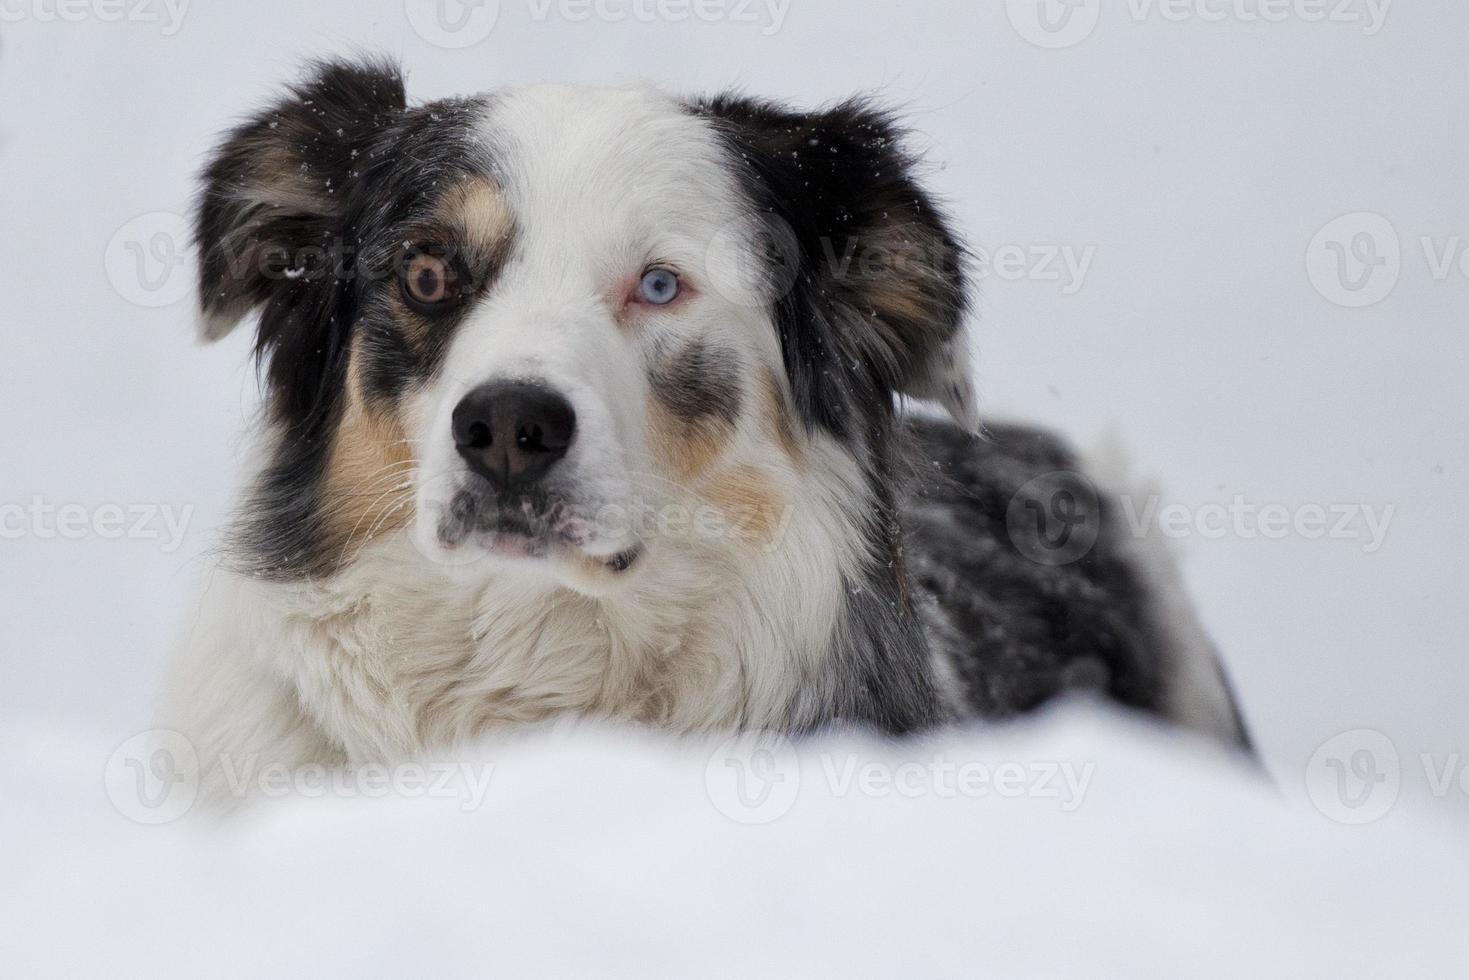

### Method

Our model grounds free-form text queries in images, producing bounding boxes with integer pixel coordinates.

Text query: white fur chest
[179,530,837,770]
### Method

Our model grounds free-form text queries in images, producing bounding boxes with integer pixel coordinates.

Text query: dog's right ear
[193,56,405,342]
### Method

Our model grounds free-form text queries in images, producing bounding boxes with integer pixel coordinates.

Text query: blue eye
[637,267,679,305]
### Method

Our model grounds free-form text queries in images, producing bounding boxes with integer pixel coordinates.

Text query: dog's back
[904,417,1251,747]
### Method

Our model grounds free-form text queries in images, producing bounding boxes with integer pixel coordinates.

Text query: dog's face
[196,59,975,592]
[402,87,790,590]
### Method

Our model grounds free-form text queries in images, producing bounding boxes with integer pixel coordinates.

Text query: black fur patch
[688,94,968,442]
[194,56,502,578]
[649,339,742,426]
[902,417,1173,722]
[690,93,973,734]
[436,483,567,555]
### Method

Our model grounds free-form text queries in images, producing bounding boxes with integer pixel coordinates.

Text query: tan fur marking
[857,223,956,347]
[760,367,800,462]
[435,178,514,262]
[387,290,433,347]
[700,464,786,547]
[647,401,735,482]
[230,134,338,216]
[872,278,932,331]
[324,344,415,564]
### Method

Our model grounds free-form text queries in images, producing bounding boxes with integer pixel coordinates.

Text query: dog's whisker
[340,480,417,552]
[341,496,416,568]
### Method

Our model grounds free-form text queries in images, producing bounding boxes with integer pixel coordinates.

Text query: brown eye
[402,251,462,312]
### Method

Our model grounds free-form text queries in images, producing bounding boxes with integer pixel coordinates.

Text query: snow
[1,2,1467,973]
[4,707,1468,977]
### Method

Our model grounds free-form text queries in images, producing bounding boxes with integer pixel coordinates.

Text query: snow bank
[3,706,1465,978]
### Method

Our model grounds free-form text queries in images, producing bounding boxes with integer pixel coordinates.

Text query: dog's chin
[413,516,646,596]
[485,530,646,594]
[485,535,647,597]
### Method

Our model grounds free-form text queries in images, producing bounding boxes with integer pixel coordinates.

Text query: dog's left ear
[693,95,978,434]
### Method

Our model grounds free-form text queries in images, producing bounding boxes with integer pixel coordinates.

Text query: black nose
[452,381,577,490]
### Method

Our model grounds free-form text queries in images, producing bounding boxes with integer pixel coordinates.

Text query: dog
[165,56,1250,804]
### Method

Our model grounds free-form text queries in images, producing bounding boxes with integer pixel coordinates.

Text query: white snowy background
[2,2,1467,975]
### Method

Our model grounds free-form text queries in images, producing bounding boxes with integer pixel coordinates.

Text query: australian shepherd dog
[166,57,1249,804]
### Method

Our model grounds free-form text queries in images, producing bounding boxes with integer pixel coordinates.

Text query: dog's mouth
[435,486,642,575]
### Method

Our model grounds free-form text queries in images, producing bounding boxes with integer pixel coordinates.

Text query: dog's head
[196,57,974,592]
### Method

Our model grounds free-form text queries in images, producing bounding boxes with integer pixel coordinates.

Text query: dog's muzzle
[434,379,642,577]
